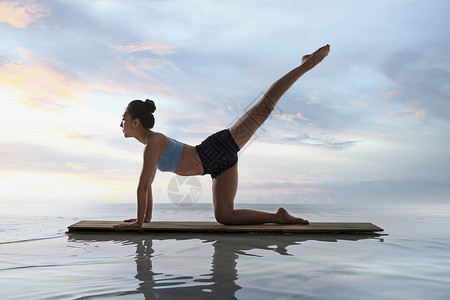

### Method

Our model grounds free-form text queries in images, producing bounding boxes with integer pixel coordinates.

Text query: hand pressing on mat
[113,220,144,229]
[113,218,150,228]
[122,218,151,223]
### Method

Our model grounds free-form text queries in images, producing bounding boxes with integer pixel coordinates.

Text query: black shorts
[195,129,240,179]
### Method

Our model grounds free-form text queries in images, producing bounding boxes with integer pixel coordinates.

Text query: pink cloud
[0,47,86,109]
[111,42,178,56]
[384,90,402,99]
[406,106,426,118]
[0,1,50,28]
[378,104,426,122]
[0,46,180,109]
[275,112,311,123]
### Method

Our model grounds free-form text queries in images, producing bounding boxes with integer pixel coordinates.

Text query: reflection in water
[68,233,382,299]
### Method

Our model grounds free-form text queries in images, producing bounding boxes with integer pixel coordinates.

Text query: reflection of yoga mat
[68,221,383,234]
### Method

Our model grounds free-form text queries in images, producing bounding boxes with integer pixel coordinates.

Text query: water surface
[1,203,449,299]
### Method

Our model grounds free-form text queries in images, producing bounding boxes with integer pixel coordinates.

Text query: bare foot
[276,207,309,225]
[301,44,330,71]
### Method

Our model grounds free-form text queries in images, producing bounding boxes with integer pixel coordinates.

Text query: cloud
[384,90,402,100]
[0,47,86,109]
[66,162,87,171]
[378,104,426,122]
[296,133,360,150]
[111,42,178,56]
[275,112,311,123]
[0,46,180,110]
[60,127,94,141]
[238,177,450,204]
[0,142,139,179]
[0,171,110,203]
[379,50,450,124]
[0,1,50,28]
[259,124,361,150]
[329,177,450,204]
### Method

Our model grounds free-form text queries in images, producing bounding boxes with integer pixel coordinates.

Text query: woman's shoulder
[146,131,168,151]
[148,131,166,140]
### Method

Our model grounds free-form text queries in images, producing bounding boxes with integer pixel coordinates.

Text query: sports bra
[146,132,184,172]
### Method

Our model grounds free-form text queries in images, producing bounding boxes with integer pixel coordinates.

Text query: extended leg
[229,45,330,149]
[212,163,309,225]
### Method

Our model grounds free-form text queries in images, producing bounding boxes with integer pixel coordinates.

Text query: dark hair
[126,99,156,129]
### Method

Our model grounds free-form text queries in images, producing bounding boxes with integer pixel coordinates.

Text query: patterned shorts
[195,129,240,179]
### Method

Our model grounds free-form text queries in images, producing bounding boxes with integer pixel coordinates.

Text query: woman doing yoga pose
[114,45,330,228]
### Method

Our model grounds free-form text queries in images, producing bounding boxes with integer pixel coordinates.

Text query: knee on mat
[215,213,235,225]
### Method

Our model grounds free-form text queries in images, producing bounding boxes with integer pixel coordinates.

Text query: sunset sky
[1,0,449,207]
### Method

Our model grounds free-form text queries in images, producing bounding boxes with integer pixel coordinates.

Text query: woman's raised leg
[229,44,330,149]
[214,45,330,225]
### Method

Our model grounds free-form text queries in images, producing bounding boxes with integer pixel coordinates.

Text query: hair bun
[145,99,156,113]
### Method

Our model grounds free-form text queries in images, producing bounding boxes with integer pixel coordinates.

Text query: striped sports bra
[146,132,184,172]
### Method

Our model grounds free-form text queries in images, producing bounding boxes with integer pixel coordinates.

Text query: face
[120,112,135,138]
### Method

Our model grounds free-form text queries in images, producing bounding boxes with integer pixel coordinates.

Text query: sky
[1,0,449,208]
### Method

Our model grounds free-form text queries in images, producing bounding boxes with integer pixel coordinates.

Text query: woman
[114,45,330,228]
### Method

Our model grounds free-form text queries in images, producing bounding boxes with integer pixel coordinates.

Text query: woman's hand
[113,221,143,229]
[122,218,151,223]
[123,218,138,222]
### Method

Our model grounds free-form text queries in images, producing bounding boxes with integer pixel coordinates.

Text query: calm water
[1,202,449,299]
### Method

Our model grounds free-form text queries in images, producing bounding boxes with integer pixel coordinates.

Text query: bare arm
[138,164,156,223]
[135,165,156,225]
[144,169,156,222]
[114,134,162,228]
